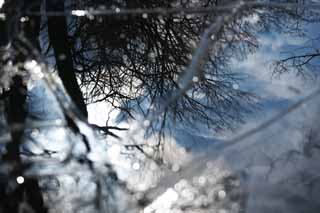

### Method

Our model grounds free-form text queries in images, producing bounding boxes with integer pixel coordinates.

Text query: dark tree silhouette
[0,0,320,212]
[62,0,260,132]
[46,0,88,117]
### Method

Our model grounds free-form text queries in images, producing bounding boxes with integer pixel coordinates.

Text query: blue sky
[215,21,320,165]
[87,20,320,152]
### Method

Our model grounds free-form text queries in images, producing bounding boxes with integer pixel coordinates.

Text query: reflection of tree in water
[0,0,320,212]
[63,0,260,132]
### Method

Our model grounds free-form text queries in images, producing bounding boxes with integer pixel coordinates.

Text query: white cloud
[237,34,314,100]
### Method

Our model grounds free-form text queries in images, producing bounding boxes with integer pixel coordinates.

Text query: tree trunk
[46,0,88,117]
[0,1,47,212]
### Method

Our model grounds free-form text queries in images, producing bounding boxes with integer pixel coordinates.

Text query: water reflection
[0,0,320,212]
